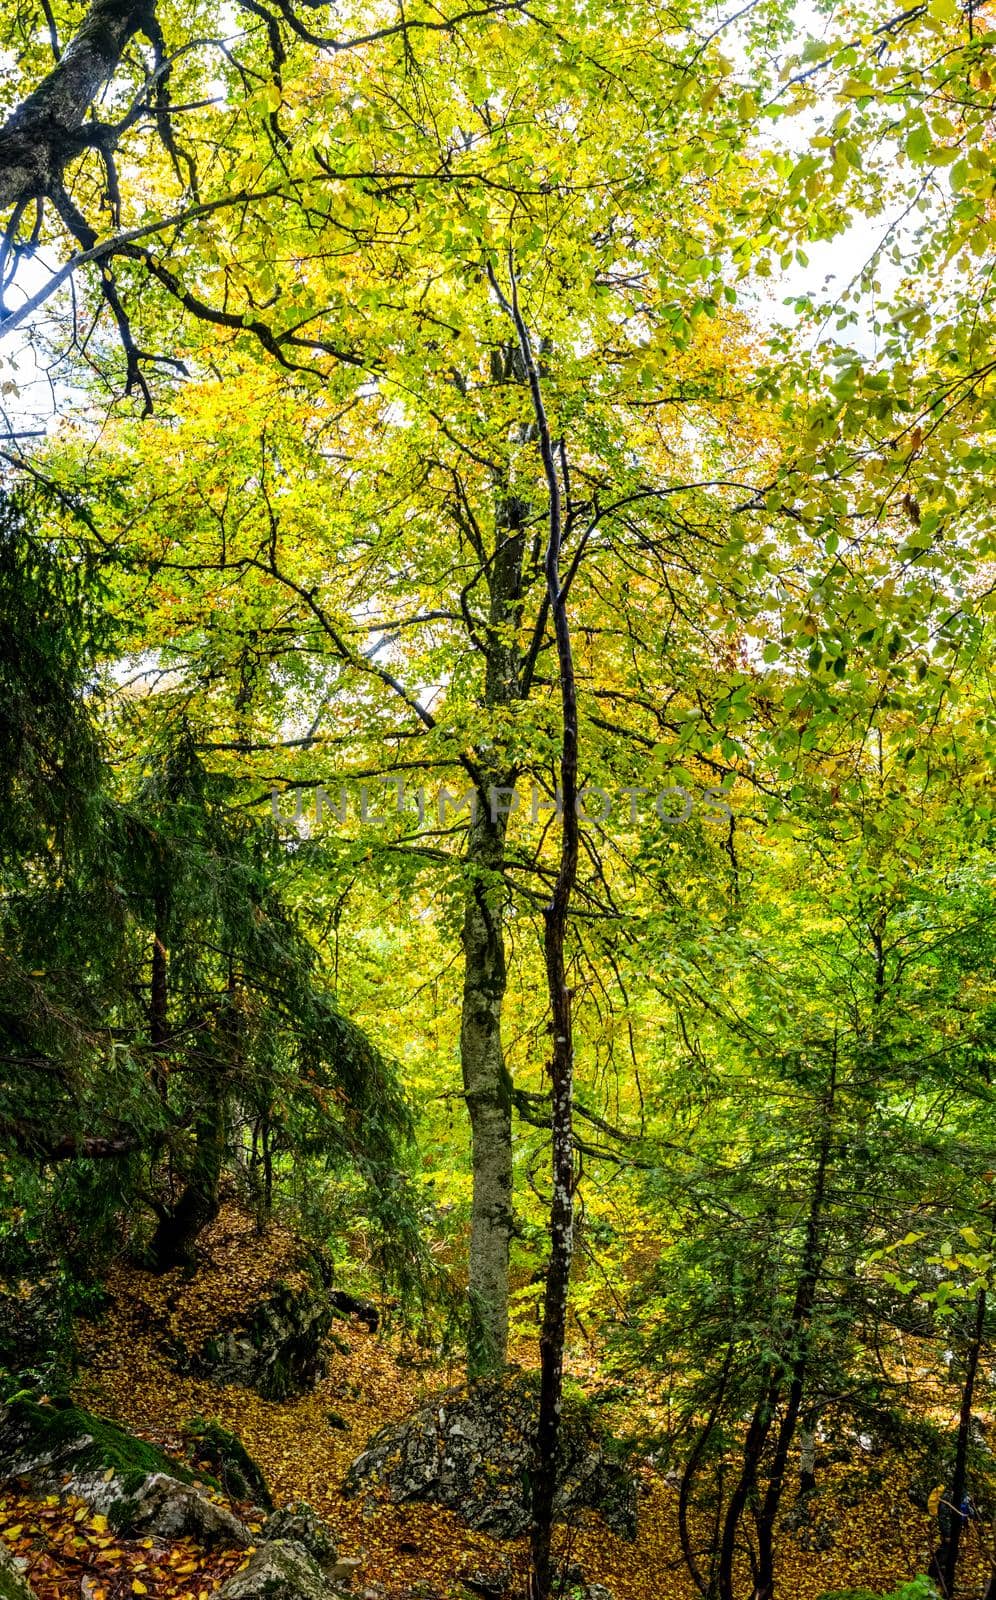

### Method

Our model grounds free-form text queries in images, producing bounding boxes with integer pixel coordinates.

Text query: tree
[0,492,419,1324]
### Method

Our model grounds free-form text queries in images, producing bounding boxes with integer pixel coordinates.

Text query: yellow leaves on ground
[0,1502,246,1600]
[16,1204,979,1600]
[98,1210,310,1359]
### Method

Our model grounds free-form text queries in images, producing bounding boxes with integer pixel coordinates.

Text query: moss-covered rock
[217,1540,344,1600]
[0,1543,34,1600]
[184,1417,273,1509]
[174,1283,334,1401]
[0,1398,249,1547]
[0,1396,192,1490]
[260,1505,337,1571]
[344,1372,637,1540]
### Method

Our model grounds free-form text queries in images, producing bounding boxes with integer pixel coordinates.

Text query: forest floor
[1,1210,989,1600]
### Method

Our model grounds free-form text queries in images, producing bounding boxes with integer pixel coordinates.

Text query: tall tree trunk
[752,1066,834,1600]
[460,348,528,1376]
[150,967,239,1269]
[929,1286,987,1598]
[488,261,580,1600]
[678,1344,734,1598]
[798,1418,817,1497]
[462,803,514,1375]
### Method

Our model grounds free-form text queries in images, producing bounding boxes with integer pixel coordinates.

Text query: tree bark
[150,966,239,1269]
[751,1078,834,1600]
[0,1121,143,1161]
[488,261,580,1600]
[798,1421,817,1497]
[462,803,514,1375]
[149,1076,225,1268]
[461,345,528,1377]
[678,1344,734,1598]
[717,1058,835,1600]
[0,0,150,212]
[929,1286,986,1598]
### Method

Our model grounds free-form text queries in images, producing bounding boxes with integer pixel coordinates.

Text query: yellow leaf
[132,1581,148,1593]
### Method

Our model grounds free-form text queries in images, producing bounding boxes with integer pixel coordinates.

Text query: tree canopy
[3,0,996,1597]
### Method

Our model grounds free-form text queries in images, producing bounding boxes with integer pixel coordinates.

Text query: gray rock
[262,1504,337,1571]
[327,1560,361,1586]
[176,1284,334,1401]
[101,1472,250,1545]
[457,1563,513,1597]
[0,1543,34,1600]
[345,1373,636,1540]
[0,1398,247,1547]
[218,1541,342,1600]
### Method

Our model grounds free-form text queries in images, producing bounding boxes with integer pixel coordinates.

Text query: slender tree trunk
[752,1082,834,1600]
[929,1286,987,1598]
[798,1419,817,1497]
[150,968,239,1269]
[717,1384,779,1600]
[460,352,528,1376]
[462,803,514,1374]
[488,261,580,1600]
[679,1345,734,1598]
[149,1077,226,1267]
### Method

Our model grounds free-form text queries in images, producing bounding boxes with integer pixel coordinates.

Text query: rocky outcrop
[218,1541,346,1600]
[184,1417,273,1509]
[344,1373,637,1539]
[0,1543,35,1600]
[0,1396,188,1490]
[178,1282,334,1401]
[0,1398,248,1546]
[260,1504,338,1572]
[95,1473,250,1544]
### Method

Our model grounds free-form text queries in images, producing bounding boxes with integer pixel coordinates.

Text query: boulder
[0,1396,189,1492]
[91,1472,250,1545]
[0,1398,248,1546]
[179,1282,334,1401]
[327,1560,361,1586]
[218,1541,344,1600]
[0,1543,35,1600]
[344,1373,636,1540]
[261,1504,338,1571]
[184,1417,273,1509]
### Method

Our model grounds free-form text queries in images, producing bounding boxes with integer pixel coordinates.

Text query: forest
[0,0,994,1597]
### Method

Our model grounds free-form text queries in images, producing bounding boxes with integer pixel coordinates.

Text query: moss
[817,1587,938,1600]
[0,1560,32,1600]
[183,1417,272,1509]
[107,1495,140,1532]
[2,1397,201,1489]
